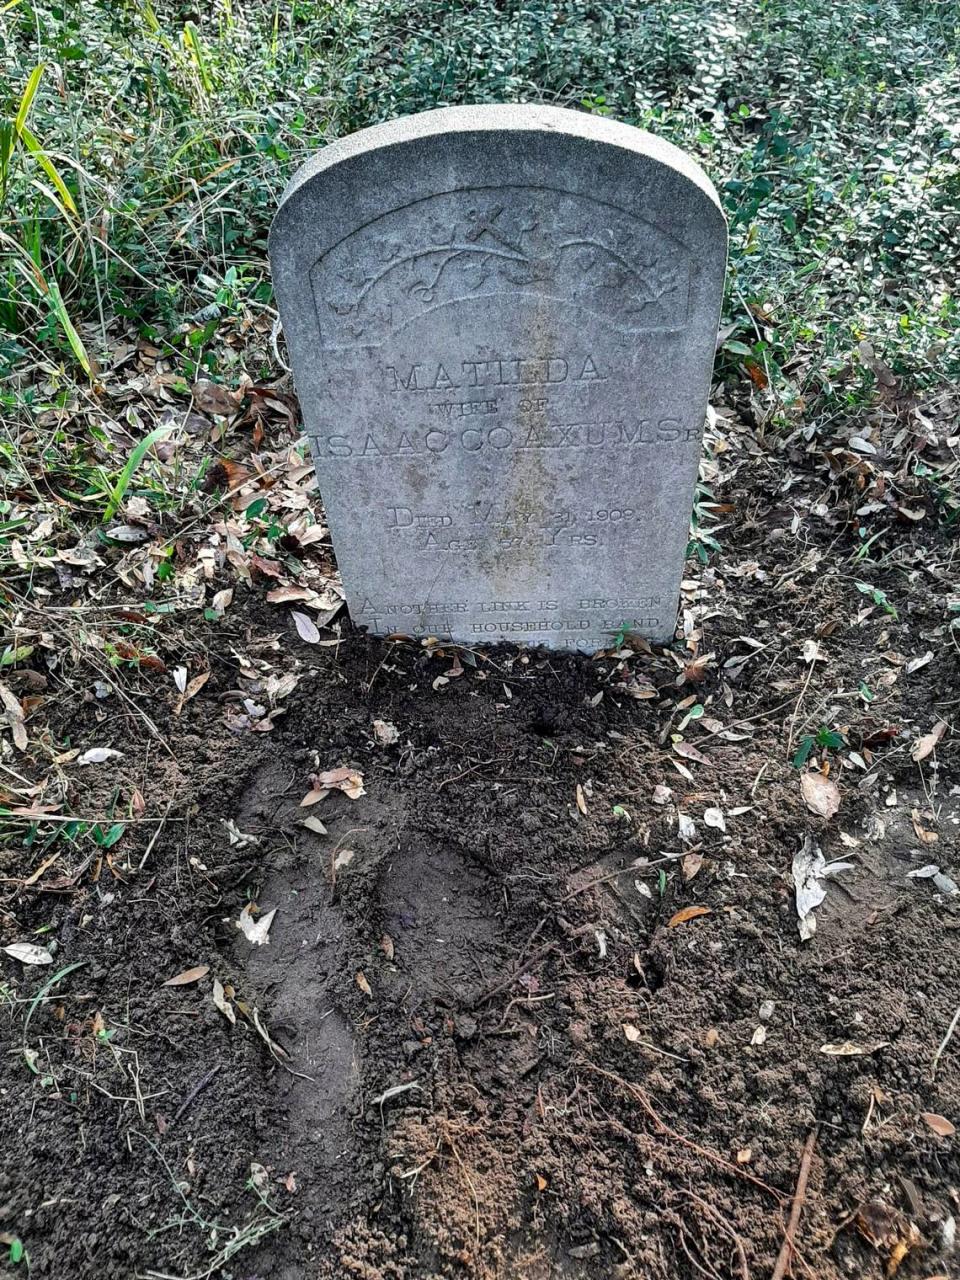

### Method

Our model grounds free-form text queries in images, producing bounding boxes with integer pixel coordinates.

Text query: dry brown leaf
[320,767,365,799]
[355,970,373,998]
[291,610,320,644]
[921,1112,955,1137]
[854,1200,921,1277]
[0,681,27,751]
[674,741,711,766]
[912,720,948,762]
[681,851,703,882]
[174,671,209,716]
[800,770,840,819]
[535,1174,548,1192]
[380,934,395,961]
[911,809,939,845]
[162,964,209,987]
[266,585,313,604]
[667,905,712,928]
[575,783,588,815]
[192,378,241,417]
[373,719,400,746]
[820,1040,889,1056]
[212,977,236,1024]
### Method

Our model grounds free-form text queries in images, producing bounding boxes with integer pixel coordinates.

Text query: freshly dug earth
[1,414,959,1280]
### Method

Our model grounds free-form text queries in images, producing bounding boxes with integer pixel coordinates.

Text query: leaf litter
[793,836,855,940]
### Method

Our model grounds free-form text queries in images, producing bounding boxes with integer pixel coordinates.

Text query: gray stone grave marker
[270,105,726,650]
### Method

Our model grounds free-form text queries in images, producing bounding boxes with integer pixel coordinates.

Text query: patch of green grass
[0,0,956,395]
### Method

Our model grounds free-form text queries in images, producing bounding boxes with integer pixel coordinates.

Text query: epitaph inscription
[270,106,726,650]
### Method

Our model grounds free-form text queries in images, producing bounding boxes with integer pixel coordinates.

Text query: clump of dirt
[1,419,959,1280]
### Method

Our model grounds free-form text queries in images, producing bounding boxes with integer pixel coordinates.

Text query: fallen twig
[931,1001,960,1081]
[771,1127,818,1280]
[139,796,176,871]
[173,1063,222,1123]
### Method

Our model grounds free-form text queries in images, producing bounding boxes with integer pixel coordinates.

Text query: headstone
[270,105,726,650]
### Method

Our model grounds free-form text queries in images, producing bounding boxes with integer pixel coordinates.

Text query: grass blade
[23,959,88,1038]
[14,65,44,138]
[46,280,92,377]
[103,423,173,521]
[20,124,79,217]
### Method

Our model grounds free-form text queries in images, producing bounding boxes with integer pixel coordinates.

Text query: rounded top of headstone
[272,104,724,242]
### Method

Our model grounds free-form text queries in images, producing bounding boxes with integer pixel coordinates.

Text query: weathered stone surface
[270,105,726,650]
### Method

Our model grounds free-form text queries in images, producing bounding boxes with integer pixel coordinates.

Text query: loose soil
[1,407,959,1280]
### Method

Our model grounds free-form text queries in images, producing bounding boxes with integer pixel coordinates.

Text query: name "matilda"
[384,355,605,392]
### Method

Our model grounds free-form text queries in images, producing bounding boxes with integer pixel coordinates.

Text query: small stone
[568,1242,601,1259]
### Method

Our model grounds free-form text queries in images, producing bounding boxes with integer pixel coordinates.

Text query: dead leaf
[192,378,241,417]
[222,819,260,848]
[793,837,856,940]
[912,720,947,762]
[535,1174,548,1192]
[667,906,712,928]
[802,638,820,663]
[678,812,697,842]
[77,746,123,765]
[355,970,372,998]
[380,934,395,961]
[820,1040,889,1056]
[236,904,277,946]
[674,742,711,766]
[265,585,312,604]
[291,610,320,644]
[800,770,840,819]
[3,942,53,966]
[921,1112,955,1137]
[283,1171,298,1193]
[373,719,399,745]
[174,671,209,716]
[575,783,588,815]
[304,766,365,803]
[622,1023,641,1042]
[854,1200,921,1277]
[0,681,27,751]
[703,807,726,832]
[162,964,210,987]
[905,651,933,675]
[212,976,236,1024]
[681,851,703,882]
[911,809,939,845]
[299,815,328,835]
